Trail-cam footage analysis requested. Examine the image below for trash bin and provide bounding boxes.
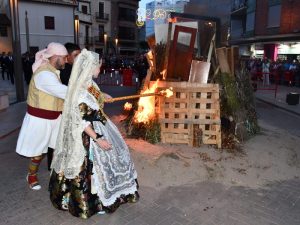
[286,92,299,105]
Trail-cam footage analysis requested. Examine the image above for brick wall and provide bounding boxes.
[254,0,269,35]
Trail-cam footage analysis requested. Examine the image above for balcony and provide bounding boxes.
[84,37,93,45]
[76,12,92,24]
[95,12,109,22]
[231,0,247,16]
[94,35,104,45]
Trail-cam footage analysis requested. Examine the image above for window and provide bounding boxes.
[99,2,104,14]
[119,7,136,22]
[82,5,88,14]
[246,12,255,31]
[118,26,135,40]
[268,5,281,28]
[98,25,104,42]
[0,25,8,36]
[44,16,55,30]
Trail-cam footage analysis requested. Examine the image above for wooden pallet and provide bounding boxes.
[151,81,221,148]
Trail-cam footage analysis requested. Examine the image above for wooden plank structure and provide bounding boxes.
[151,81,221,148]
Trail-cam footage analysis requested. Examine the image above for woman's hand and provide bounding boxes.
[95,138,112,151]
[103,93,112,99]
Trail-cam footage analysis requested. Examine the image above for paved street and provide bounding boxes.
[1,130,300,225]
[256,100,300,137]
[0,83,300,225]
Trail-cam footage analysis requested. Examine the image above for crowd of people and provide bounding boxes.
[1,50,149,88]
[246,57,300,87]
[101,54,149,82]
[0,52,15,84]
[15,42,139,219]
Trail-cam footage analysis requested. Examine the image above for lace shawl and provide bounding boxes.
[51,49,100,179]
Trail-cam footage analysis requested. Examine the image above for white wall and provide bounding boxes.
[91,0,111,37]
[18,2,75,53]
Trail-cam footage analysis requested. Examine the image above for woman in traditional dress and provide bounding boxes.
[49,49,139,219]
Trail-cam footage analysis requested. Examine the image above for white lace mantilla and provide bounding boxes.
[51,49,137,206]
[51,49,100,179]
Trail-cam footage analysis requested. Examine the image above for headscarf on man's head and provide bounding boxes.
[32,42,68,73]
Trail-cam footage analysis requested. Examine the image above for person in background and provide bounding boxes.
[262,57,270,86]
[60,43,81,85]
[0,52,7,80]
[16,42,68,190]
[22,51,34,85]
[5,52,14,84]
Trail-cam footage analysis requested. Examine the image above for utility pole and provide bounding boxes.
[9,0,25,102]
[25,10,30,53]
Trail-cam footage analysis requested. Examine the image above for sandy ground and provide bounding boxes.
[112,115,300,190]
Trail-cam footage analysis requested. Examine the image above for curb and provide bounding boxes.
[256,97,300,117]
[0,126,21,140]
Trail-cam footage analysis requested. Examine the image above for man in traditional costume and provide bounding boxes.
[49,49,139,219]
[16,42,68,190]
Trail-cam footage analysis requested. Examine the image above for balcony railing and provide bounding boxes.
[94,35,104,44]
[84,37,93,45]
[76,12,92,23]
[231,0,247,12]
[95,12,109,21]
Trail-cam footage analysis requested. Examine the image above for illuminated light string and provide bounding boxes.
[136,7,181,27]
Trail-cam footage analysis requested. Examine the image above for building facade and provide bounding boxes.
[184,0,231,46]
[145,0,190,37]
[230,0,300,60]
[110,0,140,57]
[18,0,76,53]
[76,0,140,57]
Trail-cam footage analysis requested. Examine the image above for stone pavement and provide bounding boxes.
[0,80,300,225]
[255,84,300,116]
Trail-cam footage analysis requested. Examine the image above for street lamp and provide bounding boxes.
[74,15,79,45]
[9,0,25,102]
[104,32,107,55]
[115,38,118,55]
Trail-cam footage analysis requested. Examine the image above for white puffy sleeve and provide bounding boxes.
[34,71,67,99]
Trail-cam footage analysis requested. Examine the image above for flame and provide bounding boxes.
[124,102,132,111]
[134,80,159,123]
[159,87,173,97]
[160,69,167,80]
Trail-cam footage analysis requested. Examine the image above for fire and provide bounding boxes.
[160,69,167,80]
[159,87,173,97]
[133,80,174,123]
[134,80,159,123]
[124,102,132,111]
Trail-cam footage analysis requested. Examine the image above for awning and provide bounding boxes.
[230,33,300,45]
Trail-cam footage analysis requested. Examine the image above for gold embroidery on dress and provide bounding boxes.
[87,85,108,119]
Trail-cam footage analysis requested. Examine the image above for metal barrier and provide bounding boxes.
[251,71,279,98]
[95,69,139,87]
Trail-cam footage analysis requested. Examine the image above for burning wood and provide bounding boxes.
[124,102,132,111]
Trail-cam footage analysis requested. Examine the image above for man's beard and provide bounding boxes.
[55,59,65,70]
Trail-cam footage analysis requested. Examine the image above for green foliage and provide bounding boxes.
[128,118,161,144]
[144,119,161,144]
[215,73,240,116]
[123,100,161,144]
[214,69,259,142]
